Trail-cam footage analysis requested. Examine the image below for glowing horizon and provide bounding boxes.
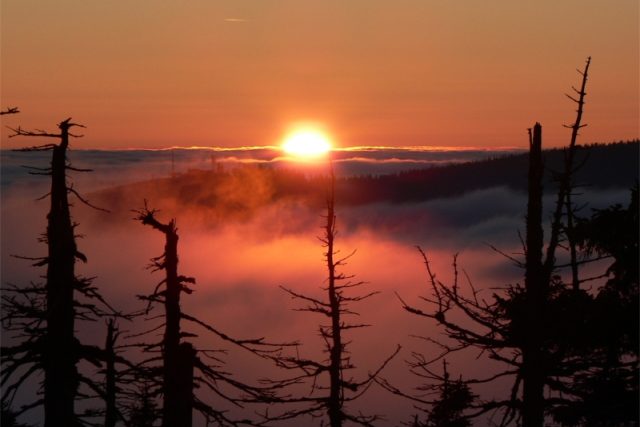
[2,2,637,150]
[0,144,527,153]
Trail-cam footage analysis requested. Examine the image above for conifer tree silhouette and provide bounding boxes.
[388,58,629,427]
[422,361,475,427]
[265,168,399,426]
[1,118,115,427]
[381,358,476,427]
[127,381,160,427]
[549,186,639,426]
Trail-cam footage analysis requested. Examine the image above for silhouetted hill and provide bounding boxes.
[337,141,639,205]
[91,141,638,223]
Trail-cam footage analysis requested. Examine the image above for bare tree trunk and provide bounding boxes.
[138,213,193,427]
[522,58,590,424]
[326,171,343,427]
[522,123,545,427]
[5,117,113,426]
[544,57,591,287]
[176,343,196,427]
[565,191,580,290]
[162,222,181,427]
[270,166,397,425]
[44,122,79,427]
[104,320,118,427]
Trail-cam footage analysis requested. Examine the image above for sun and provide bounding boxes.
[281,127,332,158]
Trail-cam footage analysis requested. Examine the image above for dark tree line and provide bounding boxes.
[89,140,638,224]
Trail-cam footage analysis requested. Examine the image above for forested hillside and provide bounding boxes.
[93,141,639,217]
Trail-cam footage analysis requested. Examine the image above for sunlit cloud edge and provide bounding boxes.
[47,145,525,153]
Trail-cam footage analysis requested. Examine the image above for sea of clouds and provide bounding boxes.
[0,146,631,426]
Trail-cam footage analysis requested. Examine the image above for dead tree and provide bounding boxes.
[1,118,115,427]
[43,120,81,426]
[394,125,551,427]
[133,205,288,427]
[521,123,545,427]
[135,213,185,426]
[135,209,195,427]
[546,57,592,291]
[93,316,160,427]
[266,169,399,426]
[393,59,606,427]
[381,122,543,426]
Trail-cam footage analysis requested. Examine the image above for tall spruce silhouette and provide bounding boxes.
[133,204,288,427]
[387,58,636,427]
[1,118,115,426]
[549,186,639,426]
[265,167,399,427]
[422,361,475,427]
[383,358,476,427]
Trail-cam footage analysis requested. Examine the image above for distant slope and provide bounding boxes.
[338,141,639,205]
[91,141,638,222]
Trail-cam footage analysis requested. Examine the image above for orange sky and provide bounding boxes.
[1,1,638,149]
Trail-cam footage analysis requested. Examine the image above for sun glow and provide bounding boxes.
[281,127,332,158]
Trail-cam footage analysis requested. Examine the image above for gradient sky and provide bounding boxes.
[1,1,638,149]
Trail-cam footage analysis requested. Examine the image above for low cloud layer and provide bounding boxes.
[0,147,633,426]
[1,146,524,193]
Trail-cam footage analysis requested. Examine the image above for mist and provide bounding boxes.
[0,148,632,426]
